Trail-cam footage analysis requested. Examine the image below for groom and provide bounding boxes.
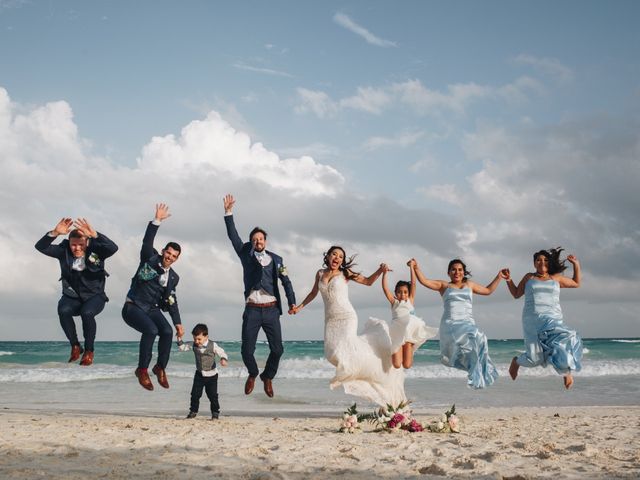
[223,194,296,398]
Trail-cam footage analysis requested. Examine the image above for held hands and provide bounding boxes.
[500,268,511,281]
[223,194,235,214]
[175,324,184,338]
[407,258,418,268]
[73,218,97,239]
[155,203,171,223]
[52,218,73,236]
[380,263,392,273]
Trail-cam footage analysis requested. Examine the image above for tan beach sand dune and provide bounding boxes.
[0,406,638,479]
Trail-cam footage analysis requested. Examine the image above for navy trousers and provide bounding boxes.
[57,294,105,352]
[189,371,220,416]
[122,302,173,369]
[241,305,283,379]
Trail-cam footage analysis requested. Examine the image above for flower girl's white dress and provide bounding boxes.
[318,272,406,406]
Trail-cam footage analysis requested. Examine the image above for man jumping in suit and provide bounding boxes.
[122,203,185,391]
[223,194,296,398]
[35,217,118,366]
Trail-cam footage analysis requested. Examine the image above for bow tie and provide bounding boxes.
[255,251,266,260]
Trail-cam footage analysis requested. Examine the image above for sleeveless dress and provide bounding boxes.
[516,279,582,374]
[390,300,438,350]
[439,287,498,389]
[318,273,407,406]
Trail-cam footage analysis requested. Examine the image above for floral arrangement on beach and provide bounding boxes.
[426,404,460,433]
[338,402,423,433]
[338,404,362,433]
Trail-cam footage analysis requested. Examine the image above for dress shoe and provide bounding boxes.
[260,374,274,398]
[186,411,197,419]
[135,368,154,391]
[244,376,256,395]
[68,344,83,363]
[211,413,219,420]
[152,364,170,389]
[79,350,94,366]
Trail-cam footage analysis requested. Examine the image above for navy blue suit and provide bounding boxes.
[225,215,296,379]
[122,222,182,369]
[35,232,118,352]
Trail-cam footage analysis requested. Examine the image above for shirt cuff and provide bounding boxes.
[152,219,161,226]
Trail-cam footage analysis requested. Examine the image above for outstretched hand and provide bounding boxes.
[52,218,73,236]
[73,218,97,238]
[407,258,418,268]
[567,254,579,265]
[155,203,171,222]
[380,263,392,273]
[223,194,235,214]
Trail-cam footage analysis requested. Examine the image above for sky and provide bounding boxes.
[1,0,639,341]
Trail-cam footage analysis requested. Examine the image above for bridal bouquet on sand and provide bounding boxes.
[426,404,460,433]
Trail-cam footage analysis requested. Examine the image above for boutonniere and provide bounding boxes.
[278,265,288,276]
[88,252,101,266]
[167,293,176,305]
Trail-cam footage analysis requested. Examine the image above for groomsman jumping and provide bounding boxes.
[122,204,185,391]
[35,217,118,366]
[223,194,296,398]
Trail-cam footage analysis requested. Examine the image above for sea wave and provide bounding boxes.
[1,358,639,383]
[611,339,640,343]
[0,351,14,356]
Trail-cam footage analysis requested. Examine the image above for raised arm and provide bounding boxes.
[35,218,73,258]
[411,259,448,294]
[141,204,169,261]
[223,194,244,255]
[292,271,321,314]
[556,254,581,288]
[505,270,531,299]
[408,259,417,302]
[469,270,507,296]
[350,264,385,286]
[381,265,395,305]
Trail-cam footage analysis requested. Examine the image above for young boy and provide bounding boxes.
[178,323,228,419]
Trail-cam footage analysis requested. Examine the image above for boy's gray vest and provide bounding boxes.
[194,342,217,372]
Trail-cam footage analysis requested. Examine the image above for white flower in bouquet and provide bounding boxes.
[448,414,460,433]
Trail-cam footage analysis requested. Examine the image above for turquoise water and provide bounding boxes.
[1,339,638,414]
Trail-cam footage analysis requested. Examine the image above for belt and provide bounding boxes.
[246,301,277,308]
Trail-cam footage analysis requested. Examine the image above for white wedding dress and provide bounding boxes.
[318,272,407,406]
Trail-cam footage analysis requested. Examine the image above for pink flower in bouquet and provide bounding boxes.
[448,414,460,433]
[406,419,423,432]
[392,413,405,424]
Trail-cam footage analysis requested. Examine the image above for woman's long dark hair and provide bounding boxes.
[533,247,567,275]
[324,246,359,279]
[447,258,472,282]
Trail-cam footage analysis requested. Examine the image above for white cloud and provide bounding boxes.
[333,12,397,48]
[296,77,543,118]
[513,54,574,83]
[363,131,424,151]
[232,62,293,78]
[418,183,464,207]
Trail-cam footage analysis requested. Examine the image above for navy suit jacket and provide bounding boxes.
[35,231,119,302]
[126,222,182,325]
[225,215,295,315]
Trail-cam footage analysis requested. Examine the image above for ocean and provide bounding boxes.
[1,339,639,416]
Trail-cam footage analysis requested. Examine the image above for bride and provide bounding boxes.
[293,246,407,406]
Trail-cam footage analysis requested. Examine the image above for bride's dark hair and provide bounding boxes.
[323,246,359,279]
[533,247,567,275]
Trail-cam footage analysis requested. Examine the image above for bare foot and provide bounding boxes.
[563,374,574,389]
[509,356,520,380]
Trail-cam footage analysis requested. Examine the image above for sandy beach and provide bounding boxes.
[1,406,638,479]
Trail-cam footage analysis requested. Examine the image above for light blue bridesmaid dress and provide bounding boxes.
[516,279,582,374]
[440,286,498,388]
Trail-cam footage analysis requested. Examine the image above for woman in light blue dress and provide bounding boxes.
[504,248,582,389]
[412,258,507,389]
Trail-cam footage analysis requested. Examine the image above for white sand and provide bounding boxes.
[1,406,639,479]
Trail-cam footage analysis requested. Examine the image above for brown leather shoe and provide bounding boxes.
[152,364,169,389]
[135,368,154,391]
[244,376,256,395]
[79,350,94,366]
[261,375,274,398]
[68,344,83,363]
